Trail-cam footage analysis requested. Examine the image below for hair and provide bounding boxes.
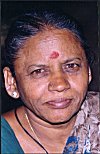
[4,8,94,76]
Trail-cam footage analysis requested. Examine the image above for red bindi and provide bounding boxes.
[49,51,59,59]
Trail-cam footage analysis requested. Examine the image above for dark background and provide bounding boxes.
[1,1,99,113]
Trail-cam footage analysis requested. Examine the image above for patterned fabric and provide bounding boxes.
[63,91,100,154]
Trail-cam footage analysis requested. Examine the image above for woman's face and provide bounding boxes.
[12,29,91,123]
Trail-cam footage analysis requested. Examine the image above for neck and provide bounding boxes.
[24,106,76,146]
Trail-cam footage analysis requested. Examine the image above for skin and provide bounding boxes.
[49,51,59,59]
[3,28,92,153]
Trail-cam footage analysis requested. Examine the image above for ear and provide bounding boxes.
[3,67,19,99]
[88,67,92,84]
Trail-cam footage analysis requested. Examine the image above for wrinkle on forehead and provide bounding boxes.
[14,29,86,70]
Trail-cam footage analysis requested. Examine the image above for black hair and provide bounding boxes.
[4,8,94,75]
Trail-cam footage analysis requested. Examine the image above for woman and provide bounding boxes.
[1,9,100,153]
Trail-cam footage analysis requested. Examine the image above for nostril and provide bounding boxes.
[48,77,70,92]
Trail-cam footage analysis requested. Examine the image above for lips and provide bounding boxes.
[46,98,72,109]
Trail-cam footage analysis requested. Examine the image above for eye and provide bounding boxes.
[63,63,81,73]
[30,68,49,79]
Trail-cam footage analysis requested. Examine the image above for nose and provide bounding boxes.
[48,72,70,92]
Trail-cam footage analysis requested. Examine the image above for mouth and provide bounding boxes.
[46,98,72,109]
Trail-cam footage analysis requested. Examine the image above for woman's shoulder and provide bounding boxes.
[1,116,13,132]
[1,111,24,153]
[73,91,100,153]
[1,109,17,135]
[84,91,100,115]
[79,91,100,124]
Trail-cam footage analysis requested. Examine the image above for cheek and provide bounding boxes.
[17,79,47,102]
[69,71,89,93]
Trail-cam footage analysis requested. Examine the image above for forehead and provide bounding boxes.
[22,29,80,48]
[16,29,85,64]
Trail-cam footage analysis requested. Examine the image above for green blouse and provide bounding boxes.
[1,116,24,154]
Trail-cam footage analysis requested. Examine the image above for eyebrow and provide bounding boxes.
[27,58,82,69]
[63,58,82,64]
[28,64,47,69]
